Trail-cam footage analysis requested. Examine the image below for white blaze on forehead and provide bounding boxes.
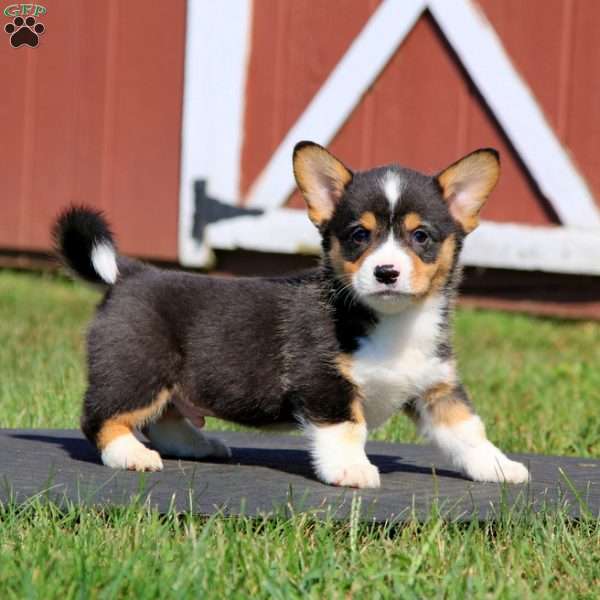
[382,171,403,210]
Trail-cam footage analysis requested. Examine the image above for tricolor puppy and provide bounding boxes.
[53,142,529,488]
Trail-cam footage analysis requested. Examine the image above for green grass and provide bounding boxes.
[1,269,599,599]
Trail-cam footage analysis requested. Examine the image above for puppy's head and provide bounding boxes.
[293,141,499,314]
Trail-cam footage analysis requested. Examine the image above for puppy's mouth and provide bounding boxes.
[366,290,410,298]
[361,288,413,314]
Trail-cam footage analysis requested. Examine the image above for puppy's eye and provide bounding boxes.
[412,229,429,244]
[351,227,371,244]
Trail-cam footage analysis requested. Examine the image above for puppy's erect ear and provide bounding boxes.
[293,141,353,228]
[437,148,500,234]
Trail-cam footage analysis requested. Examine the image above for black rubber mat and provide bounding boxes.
[1,429,598,521]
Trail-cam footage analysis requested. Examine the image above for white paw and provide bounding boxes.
[319,462,381,489]
[101,434,164,472]
[146,419,231,460]
[461,444,529,484]
[208,436,232,459]
[491,458,530,484]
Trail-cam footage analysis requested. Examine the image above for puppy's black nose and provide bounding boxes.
[374,264,399,285]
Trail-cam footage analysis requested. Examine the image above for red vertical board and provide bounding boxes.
[0,0,185,259]
[564,0,600,206]
[284,13,556,225]
[477,0,600,207]
[241,0,380,197]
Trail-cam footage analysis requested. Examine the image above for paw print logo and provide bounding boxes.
[4,16,45,48]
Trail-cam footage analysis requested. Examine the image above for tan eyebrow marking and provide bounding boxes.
[403,212,422,230]
[359,211,377,231]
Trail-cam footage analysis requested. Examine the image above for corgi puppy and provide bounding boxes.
[53,142,529,488]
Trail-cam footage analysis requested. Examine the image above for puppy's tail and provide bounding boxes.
[53,206,139,285]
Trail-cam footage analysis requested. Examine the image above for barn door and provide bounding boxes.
[179,0,600,275]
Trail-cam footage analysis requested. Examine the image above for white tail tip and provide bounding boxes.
[91,242,119,284]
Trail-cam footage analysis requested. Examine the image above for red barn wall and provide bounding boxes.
[241,1,600,227]
[2,1,600,262]
[0,0,185,260]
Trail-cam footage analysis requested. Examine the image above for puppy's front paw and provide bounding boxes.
[319,462,381,489]
[462,444,529,484]
[492,458,530,484]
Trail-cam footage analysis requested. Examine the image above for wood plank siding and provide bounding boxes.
[2,1,600,271]
[241,0,600,226]
[0,0,186,260]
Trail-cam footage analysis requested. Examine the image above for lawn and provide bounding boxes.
[0,269,599,598]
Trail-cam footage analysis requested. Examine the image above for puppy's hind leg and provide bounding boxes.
[82,388,170,472]
[144,399,231,460]
[81,300,190,471]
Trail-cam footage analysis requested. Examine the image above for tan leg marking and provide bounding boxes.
[335,352,367,424]
[335,352,355,383]
[97,388,171,450]
[417,383,530,483]
[335,397,367,446]
[422,382,473,426]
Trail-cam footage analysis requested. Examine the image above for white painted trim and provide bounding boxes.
[245,0,427,210]
[463,222,600,275]
[206,209,319,255]
[205,209,600,276]
[428,0,600,228]
[244,0,599,229]
[178,0,253,266]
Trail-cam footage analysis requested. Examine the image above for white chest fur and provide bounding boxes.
[349,295,453,429]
